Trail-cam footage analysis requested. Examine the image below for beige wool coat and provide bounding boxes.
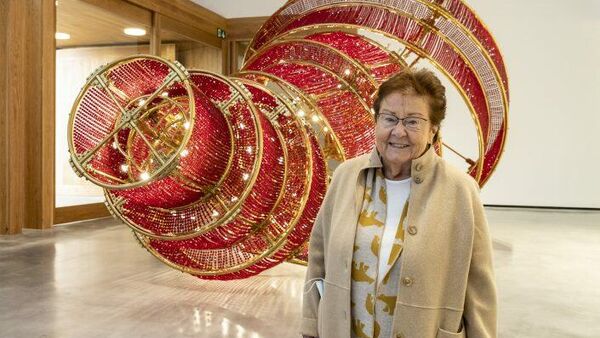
[301,147,497,338]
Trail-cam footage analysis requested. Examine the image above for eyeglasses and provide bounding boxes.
[377,113,429,132]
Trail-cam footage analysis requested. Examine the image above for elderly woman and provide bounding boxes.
[301,69,496,338]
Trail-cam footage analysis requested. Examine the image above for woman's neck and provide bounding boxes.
[383,162,411,181]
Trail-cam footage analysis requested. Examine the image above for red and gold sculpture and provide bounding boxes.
[68,0,509,279]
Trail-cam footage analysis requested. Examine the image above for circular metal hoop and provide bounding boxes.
[68,55,195,189]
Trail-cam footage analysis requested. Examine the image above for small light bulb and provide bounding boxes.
[343,69,351,76]
[112,141,118,149]
[140,172,150,180]
[323,127,329,132]
[55,32,70,40]
[183,122,191,130]
[239,123,246,130]
[123,27,146,37]
[231,196,239,202]
[297,109,305,117]
[212,210,219,217]
[311,115,320,122]
[242,173,250,181]
[180,149,189,157]
[160,91,169,98]
[120,164,128,173]
[336,84,342,89]
[246,146,253,154]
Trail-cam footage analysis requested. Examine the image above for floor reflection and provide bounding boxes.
[1,209,600,337]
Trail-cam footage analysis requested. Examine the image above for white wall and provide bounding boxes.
[464,0,600,208]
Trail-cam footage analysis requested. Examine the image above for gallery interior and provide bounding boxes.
[1,0,599,337]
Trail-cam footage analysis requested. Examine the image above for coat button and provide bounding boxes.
[402,277,414,286]
[408,226,417,235]
[396,333,404,338]
[415,163,423,171]
[414,176,423,184]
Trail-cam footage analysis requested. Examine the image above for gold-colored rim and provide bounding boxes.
[245,37,379,89]
[237,70,347,164]
[68,55,194,190]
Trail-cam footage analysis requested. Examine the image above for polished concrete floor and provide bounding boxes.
[1,208,599,338]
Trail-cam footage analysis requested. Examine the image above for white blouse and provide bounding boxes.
[378,177,411,284]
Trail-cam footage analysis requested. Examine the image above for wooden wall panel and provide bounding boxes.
[226,16,269,40]
[81,0,151,24]
[0,0,54,234]
[54,203,110,225]
[0,0,10,234]
[59,0,152,49]
[127,0,226,48]
[41,0,56,228]
[161,14,221,49]
[25,0,44,230]
[176,42,222,74]
[2,0,29,234]
[224,17,268,75]
[150,11,161,56]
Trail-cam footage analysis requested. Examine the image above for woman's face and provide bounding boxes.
[375,91,438,172]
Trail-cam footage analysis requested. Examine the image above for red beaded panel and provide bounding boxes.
[69,57,193,188]
[305,31,406,82]
[245,39,377,104]
[255,62,375,158]
[437,0,509,97]
[109,90,230,208]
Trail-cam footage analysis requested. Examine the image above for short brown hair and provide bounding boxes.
[373,68,446,127]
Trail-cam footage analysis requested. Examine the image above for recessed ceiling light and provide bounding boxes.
[123,27,146,36]
[55,32,70,40]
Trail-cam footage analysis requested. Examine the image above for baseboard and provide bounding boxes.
[54,203,111,224]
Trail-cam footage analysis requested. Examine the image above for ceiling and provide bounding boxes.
[56,0,199,48]
[191,0,286,18]
[55,0,287,48]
